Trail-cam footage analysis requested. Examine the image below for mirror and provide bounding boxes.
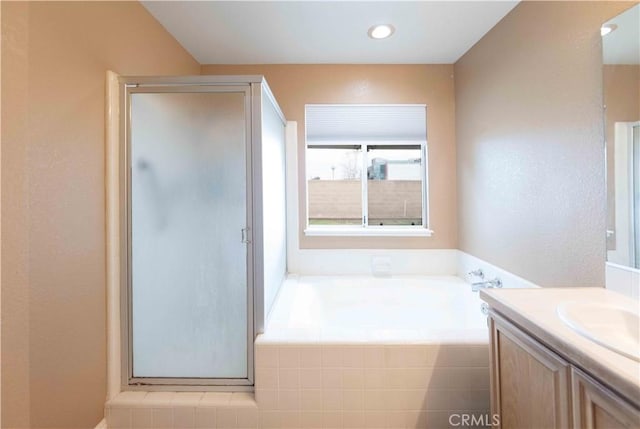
[603,4,640,270]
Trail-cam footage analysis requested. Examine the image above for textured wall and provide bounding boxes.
[455,1,633,287]
[1,3,31,427]
[201,64,457,250]
[0,2,199,428]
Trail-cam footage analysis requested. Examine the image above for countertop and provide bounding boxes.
[480,287,640,406]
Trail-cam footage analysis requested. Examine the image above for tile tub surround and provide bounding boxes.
[606,262,640,300]
[253,343,490,429]
[457,251,539,290]
[105,343,490,428]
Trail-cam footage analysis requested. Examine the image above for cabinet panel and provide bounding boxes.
[490,313,571,429]
[572,367,640,429]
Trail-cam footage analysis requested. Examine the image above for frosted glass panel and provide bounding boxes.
[261,91,287,320]
[130,91,247,378]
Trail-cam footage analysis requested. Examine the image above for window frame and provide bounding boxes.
[304,104,431,237]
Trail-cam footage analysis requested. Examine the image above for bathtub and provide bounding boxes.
[261,275,489,344]
[253,275,491,429]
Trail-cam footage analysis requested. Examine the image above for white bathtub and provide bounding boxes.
[254,276,492,426]
[262,275,488,344]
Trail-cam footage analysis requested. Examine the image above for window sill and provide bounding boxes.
[304,227,434,237]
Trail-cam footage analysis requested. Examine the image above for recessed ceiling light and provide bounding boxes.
[368,24,395,40]
[601,24,618,36]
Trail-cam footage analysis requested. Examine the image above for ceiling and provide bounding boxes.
[602,4,640,65]
[142,1,519,65]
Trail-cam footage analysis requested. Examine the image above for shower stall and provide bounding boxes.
[117,76,287,388]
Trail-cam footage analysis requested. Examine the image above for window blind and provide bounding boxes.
[305,104,427,144]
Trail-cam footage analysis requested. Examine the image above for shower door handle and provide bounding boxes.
[241,227,251,244]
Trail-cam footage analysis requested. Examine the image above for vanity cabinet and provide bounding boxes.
[489,311,640,429]
[489,313,571,429]
[572,368,640,429]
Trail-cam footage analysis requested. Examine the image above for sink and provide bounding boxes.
[557,301,640,362]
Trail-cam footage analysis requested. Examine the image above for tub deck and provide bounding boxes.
[260,275,489,344]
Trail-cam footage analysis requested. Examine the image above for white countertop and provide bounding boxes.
[480,287,640,406]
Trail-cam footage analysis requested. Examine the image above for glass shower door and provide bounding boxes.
[127,88,251,383]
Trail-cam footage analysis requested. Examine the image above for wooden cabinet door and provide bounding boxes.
[490,313,571,429]
[572,367,640,429]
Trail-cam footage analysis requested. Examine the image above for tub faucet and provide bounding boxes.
[471,277,502,292]
[468,268,484,279]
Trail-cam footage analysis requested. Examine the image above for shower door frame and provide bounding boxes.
[119,76,258,390]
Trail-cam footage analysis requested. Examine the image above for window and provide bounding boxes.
[305,104,430,236]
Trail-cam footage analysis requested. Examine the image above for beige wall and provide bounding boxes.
[3,1,635,427]
[604,64,640,247]
[2,3,30,428]
[201,64,457,249]
[0,2,199,428]
[455,1,633,287]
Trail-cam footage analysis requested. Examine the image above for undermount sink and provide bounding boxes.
[557,301,640,362]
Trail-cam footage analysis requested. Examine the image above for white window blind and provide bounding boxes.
[305,104,427,144]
